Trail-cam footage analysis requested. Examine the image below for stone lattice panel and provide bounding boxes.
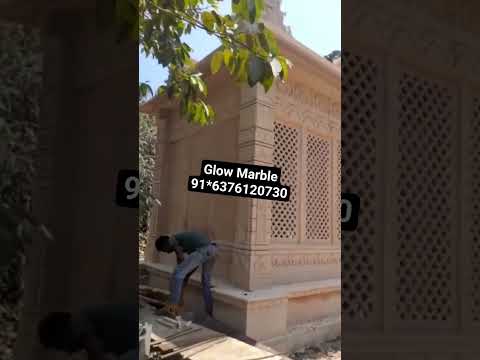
[395,71,455,322]
[334,141,342,243]
[341,51,379,321]
[306,133,331,241]
[272,122,299,241]
[471,96,480,323]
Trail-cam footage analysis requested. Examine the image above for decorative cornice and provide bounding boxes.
[271,81,341,135]
[274,81,331,113]
[343,0,480,79]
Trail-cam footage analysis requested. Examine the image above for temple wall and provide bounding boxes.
[343,0,480,357]
[146,72,241,284]
[269,77,341,285]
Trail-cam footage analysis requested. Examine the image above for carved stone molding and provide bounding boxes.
[273,81,331,115]
[331,102,341,118]
[272,81,340,135]
[248,298,287,311]
[253,255,272,274]
[303,110,329,133]
[231,251,251,274]
[343,0,480,79]
[272,252,341,267]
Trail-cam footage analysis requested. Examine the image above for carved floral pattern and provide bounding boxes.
[253,255,272,274]
[272,252,340,267]
[272,81,340,136]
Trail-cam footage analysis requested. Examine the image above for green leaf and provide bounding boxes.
[235,49,250,81]
[139,82,153,100]
[255,0,264,21]
[200,101,210,124]
[139,0,287,129]
[223,48,233,67]
[157,86,166,96]
[226,53,237,73]
[212,11,223,26]
[197,77,207,96]
[194,103,202,123]
[201,11,215,32]
[247,55,265,87]
[278,56,292,80]
[144,22,154,41]
[258,32,270,54]
[248,0,257,23]
[261,63,274,92]
[264,29,279,56]
[246,34,255,50]
[232,0,250,21]
[207,105,215,121]
[223,15,235,28]
[211,51,224,74]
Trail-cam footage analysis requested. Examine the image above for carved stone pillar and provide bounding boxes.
[231,85,274,290]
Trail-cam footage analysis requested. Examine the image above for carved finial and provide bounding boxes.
[262,0,292,35]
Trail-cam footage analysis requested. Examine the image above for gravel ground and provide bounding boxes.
[289,339,341,360]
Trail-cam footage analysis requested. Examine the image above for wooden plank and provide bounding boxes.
[154,327,219,353]
[141,304,282,360]
[139,294,166,307]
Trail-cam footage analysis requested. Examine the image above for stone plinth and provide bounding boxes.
[141,261,340,352]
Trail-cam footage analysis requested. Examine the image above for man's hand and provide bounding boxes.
[174,246,185,264]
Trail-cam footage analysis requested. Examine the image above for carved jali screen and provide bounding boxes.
[271,87,338,245]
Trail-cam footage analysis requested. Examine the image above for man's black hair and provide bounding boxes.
[37,312,78,352]
[155,235,172,252]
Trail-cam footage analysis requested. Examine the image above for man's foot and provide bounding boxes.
[163,303,180,318]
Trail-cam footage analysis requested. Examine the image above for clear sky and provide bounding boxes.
[139,0,341,92]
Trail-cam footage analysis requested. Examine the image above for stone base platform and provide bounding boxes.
[140,261,341,353]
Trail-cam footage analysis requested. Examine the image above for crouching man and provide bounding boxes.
[37,303,138,360]
[155,231,218,318]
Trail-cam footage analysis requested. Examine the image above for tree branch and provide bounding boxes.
[154,6,268,61]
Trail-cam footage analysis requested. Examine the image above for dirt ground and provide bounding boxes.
[289,339,341,360]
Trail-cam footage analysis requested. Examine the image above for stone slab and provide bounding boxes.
[139,301,286,360]
[141,261,341,352]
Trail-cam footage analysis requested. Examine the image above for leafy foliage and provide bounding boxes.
[325,49,341,62]
[0,21,44,359]
[0,22,51,271]
[139,113,156,249]
[133,0,291,247]
[137,0,292,124]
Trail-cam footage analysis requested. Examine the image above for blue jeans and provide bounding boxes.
[170,244,217,316]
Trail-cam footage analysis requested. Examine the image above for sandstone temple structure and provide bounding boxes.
[140,0,341,351]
